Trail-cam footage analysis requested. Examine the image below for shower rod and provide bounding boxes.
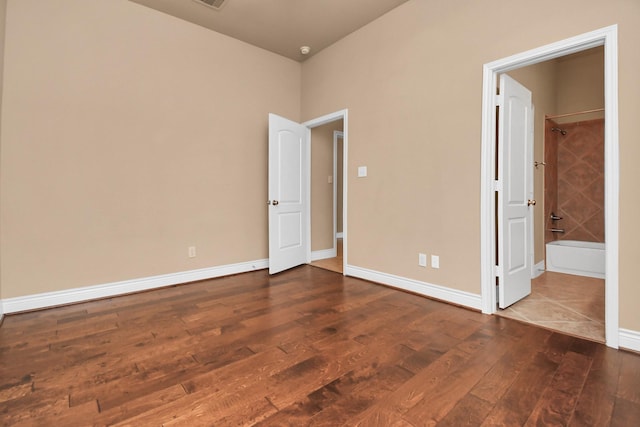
[545,108,604,120]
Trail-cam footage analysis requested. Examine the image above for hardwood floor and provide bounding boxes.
[1,265,638,426]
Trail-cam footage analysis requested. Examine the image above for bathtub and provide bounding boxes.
[546,240,605,279]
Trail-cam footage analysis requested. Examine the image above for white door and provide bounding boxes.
[498,74,534,308]
[268,113,309,274]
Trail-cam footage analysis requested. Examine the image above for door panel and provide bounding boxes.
[498,74,534,308]
[507,218,526,272]
[278,136,302,203]
[278,212,302,249]
[268,114,309,274]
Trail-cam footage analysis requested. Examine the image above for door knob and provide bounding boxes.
[528,199,537,206]
[272,200,279,206]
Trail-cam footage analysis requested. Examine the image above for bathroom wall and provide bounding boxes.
[555,119,605,242]
[544,121,560,244]
[555,47,605,124]
[509,47,604,252]
[545,47,604,243]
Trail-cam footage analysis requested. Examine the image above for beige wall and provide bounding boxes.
[556,47,605,123]
[301,0,640,332]
[311,120,343,251]
[0,0,5,308]
[2,0,640,336]
[0,0,300,298]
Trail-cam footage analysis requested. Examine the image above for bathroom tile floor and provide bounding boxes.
[497,271,605,342]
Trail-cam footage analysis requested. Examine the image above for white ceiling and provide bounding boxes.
[129,0,410,61]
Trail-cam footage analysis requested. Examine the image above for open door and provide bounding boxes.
[268,113,309,274]
[497,74,534,308]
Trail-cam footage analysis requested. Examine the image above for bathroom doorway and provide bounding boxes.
[480,25,619,349]
[498,47,606,342]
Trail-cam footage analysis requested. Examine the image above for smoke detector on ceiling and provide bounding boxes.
[192,0,228,11]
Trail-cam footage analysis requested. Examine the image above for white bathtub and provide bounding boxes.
[546,240,605,279]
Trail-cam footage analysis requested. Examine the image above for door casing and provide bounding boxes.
[480,25,619,348]
[333,130,344,243]
[304,110,349,273]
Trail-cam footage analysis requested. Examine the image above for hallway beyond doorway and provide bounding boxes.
[310,238,343,274]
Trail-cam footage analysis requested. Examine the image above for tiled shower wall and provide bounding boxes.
[544,122,559,244]
[545,118,604,243]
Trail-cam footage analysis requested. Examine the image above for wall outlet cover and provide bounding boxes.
[431,255,439,269]
[418,253,427,267]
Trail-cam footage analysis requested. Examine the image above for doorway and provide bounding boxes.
[496,48,606,342]
[480,26,619,348]
[310,126,344,274]
[267,109,348,275]
[304,111,348,275]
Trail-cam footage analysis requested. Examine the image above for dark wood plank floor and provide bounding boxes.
[1,265,638,426]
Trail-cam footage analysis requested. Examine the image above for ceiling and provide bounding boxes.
[129,0,410,61]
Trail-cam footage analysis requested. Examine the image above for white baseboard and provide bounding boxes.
[2,259,637,352]
[1,259,269,314]
[311,248,337,261]
[533,260,546,278]
[619,328,640,352]
[344,265,482,311]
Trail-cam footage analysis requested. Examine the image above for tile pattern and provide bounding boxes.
[498,271,604,342]
[544,120,560,244]
[554,119,605,242]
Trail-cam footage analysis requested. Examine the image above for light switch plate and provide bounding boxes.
[358,166,367,177]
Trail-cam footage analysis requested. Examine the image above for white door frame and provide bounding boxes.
[333,130,344,243]
[480,25,619,348]
[303,109,348,273]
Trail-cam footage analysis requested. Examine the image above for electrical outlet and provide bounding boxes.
[188,246,196,258]
[418,253,427,267]
[431,255,439,269]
